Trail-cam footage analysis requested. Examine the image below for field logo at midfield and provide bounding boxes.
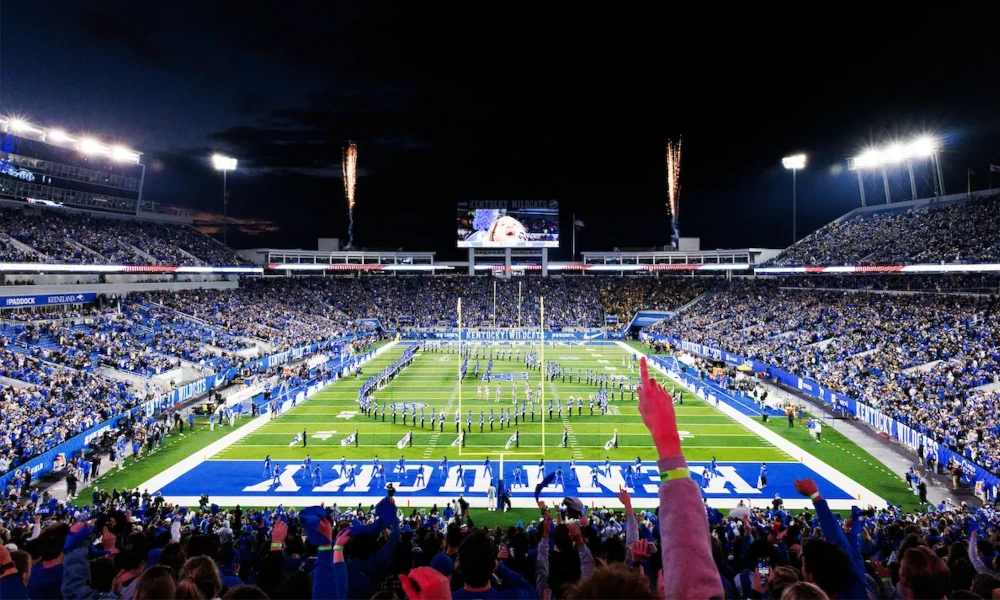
[483,372,529,382]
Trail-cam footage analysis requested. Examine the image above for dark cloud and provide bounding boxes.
[78,7,177,69]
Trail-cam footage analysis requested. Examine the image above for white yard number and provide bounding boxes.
[336,411,358,420]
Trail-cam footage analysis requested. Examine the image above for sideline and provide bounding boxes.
[616,341,885,507]
[137,341,400,494]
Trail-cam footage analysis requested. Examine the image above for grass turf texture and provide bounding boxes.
[74,342,918,511]
[216,344,787,462]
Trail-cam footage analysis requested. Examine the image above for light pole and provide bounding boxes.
[782,154,806,245]
[212,154,238,245]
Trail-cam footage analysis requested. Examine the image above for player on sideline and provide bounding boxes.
[263,455,272,479]
[757,462,767,489]
[560,427,569,448]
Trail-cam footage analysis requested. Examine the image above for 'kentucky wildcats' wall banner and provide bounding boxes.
[401,329,624,341]
[1,292,97,308]
[639,330,1000,493]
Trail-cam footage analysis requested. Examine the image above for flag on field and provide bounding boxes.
[505,432,518,450]
[992,164,1000,173]
[574,218,585,229]
[289,433,302,447]
[451,434,462,447]
[340,433,356,446]
[535,472,556,503]
[397,432,411,450]
[604,440,614,451]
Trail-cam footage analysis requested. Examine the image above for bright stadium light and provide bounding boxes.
[851,148,884,169]
[211,154,238,245]
[78,138,107,155]
[212,154,237,171]
[909,136,937,157]
[110,145,140,163]
[849,135,943,206]
[47,129,74,143]
[9,119,36,133]
[782,154,806,170]
[782,154,806,244]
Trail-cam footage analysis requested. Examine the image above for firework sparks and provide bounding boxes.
[342,142,358,247]
[666,137,682,245]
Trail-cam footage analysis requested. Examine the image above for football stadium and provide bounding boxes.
[3,10,1000,600]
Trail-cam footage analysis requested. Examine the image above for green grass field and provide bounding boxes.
[215,343,789,464]
[75,340,918,512]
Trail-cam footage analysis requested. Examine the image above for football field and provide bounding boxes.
[144,341,881,508]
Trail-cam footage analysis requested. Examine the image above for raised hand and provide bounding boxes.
[638,358,681,457]
[271,518,288,545]
[793,479,819,499]
[616,486,633,514]
[399,567,452,600]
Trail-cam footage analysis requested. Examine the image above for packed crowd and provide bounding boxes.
[0,342,140,480]
[651,279,1000,476]
[0,205,252,266]
[1,360,996,600]
[768,194,1000,266]
[297,276,704,330]
[0,282,375,479]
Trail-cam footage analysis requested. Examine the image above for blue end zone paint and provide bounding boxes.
[157,460,856,502]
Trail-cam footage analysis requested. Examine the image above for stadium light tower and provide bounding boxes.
[212,154,238,245]
[849,136,941,206]
[782,154,806,244]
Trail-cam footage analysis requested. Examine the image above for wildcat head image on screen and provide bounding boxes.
[457,207,559,247]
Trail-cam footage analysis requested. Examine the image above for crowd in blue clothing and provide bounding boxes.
[767,194,1000,267]
[4,477,1000,599]
[0,204,253,266]
[651,279,1000,478]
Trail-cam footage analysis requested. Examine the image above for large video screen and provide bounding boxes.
[456,200,559,248]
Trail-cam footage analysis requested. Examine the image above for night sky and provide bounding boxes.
[2,4,999,259]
